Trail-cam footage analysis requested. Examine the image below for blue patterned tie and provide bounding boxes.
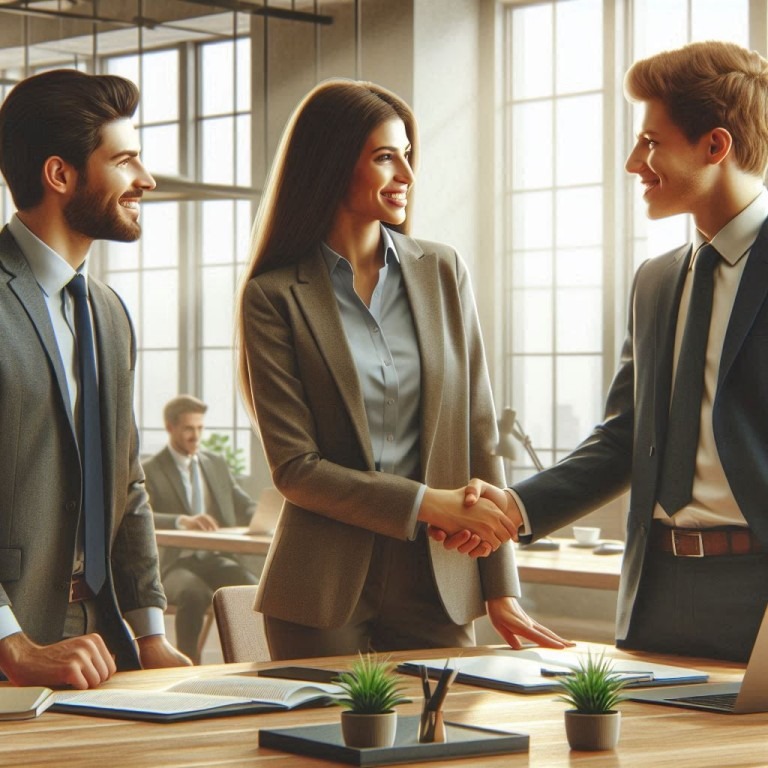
[657,244,720,516]
[67,274,106,594]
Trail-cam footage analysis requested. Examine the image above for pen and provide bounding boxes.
[419,665,431,700]
[541,667,654,683]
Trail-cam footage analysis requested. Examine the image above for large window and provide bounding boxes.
[502,0,752,492]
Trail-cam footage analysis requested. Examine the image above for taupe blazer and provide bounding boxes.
[0,226,166,669]
[144,447,256,572]
[242,231,520,629]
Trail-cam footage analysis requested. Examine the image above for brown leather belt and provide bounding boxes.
[649,522,762,557]
[69,574,95,603]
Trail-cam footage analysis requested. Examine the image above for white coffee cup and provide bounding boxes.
[572,526,601,545]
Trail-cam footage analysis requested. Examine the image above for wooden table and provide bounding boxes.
[514,538,622,590]
[155,531,622,590]
[1,643,761,767]
[155,527,272,556]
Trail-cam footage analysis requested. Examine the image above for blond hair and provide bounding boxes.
[163,395,207,426]
[624,41,768,176]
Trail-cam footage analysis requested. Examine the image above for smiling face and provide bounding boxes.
[625,99,714,221]
[63,118,155,242]
[167,411,204,457]
[338,118,415,228]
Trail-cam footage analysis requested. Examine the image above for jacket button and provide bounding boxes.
[65,501,77,512]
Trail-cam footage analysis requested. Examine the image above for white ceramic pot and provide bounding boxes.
[340,710,397,748]
[564,710,621,751]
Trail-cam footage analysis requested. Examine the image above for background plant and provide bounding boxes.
[201,432,246,477]
[335,653,411,714]
[556,653,628,714]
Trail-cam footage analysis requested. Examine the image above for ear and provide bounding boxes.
[41,156,78,196]
[706,127,732,165]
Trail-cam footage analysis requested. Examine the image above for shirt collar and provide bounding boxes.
[8,214,89,296]
[320,224,400,275]
[693,187,768,266]
[168,443,197,471]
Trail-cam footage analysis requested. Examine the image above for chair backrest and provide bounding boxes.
[212,585,270,663]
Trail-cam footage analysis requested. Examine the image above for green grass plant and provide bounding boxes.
[335,653,411,714]
[556,652,628,714]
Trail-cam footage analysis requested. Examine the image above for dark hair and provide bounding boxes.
[243,78,419,279]
[164,395,208,426]
[0,68,139,210]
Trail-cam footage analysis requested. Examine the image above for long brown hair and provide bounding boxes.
[236,78,419,424]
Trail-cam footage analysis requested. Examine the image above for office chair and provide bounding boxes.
[212,585,270,663]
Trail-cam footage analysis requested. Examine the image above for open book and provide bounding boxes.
[52,673,342,723]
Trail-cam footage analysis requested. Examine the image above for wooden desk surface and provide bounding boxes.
[514,538,622,590]
[1,644,760,767]
[155,527,273,555]
[155,531,622,590]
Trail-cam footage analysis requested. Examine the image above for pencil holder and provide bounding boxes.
[418,707,446,743]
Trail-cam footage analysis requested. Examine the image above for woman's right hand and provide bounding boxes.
[417,488,517,551]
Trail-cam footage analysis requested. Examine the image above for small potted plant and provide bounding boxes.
[335,653,410,748]
[556,652,628,751]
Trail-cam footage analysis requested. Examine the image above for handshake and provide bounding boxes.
[418,479,525,559]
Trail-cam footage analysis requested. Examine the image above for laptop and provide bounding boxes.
[628,604,768,714]
[246,487,283,535]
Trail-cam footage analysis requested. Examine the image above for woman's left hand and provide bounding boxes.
[486,596,575,649]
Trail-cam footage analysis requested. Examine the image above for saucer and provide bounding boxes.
[570,540,601,549]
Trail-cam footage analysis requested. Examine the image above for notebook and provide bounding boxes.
[399,649,707,694]
[628,604,768,714]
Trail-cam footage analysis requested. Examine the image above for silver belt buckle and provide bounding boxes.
[672,530,704,557]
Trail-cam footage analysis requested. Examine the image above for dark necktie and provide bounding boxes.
[67,274,106,594]
[657,244,720,516]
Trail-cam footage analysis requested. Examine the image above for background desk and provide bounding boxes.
[155,531,622,590]
[1,644,761,768]
[155,527,272,556]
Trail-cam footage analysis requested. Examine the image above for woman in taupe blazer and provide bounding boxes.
[236,79,568,659]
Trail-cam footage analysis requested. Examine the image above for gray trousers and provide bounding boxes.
[265,529,474,660]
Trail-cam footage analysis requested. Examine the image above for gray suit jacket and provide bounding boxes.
[514,217,768,641]
[242,231,520,629]
[0,226,166,670]
[143,447,256,572]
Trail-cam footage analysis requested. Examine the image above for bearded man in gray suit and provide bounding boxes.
[144,395,259,663]
[0,69,190,688]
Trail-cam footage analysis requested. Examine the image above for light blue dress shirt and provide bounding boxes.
[321,226,427,530]
[0,215,164,641]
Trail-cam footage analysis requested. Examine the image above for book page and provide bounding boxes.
[55,689,251,716]
[168,675,342,706]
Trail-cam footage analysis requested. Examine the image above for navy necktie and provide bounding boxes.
[657,244,720,516]
[67,275,106,594]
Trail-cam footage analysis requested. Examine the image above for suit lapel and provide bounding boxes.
[653,245,691,442]
[0,227,76,438]
[293,249,375,468]
[718,218,768,389]
[391,232,444,463]
[90,282,116,527]
[198,452,228,524]
[158,448,192,513]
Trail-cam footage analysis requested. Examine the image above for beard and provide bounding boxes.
[64,173,142,242]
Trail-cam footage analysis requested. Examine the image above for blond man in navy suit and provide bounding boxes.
[466,41,768,662]
[0,69,189,688]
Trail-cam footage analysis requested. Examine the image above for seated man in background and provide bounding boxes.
[144,395,259,663]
